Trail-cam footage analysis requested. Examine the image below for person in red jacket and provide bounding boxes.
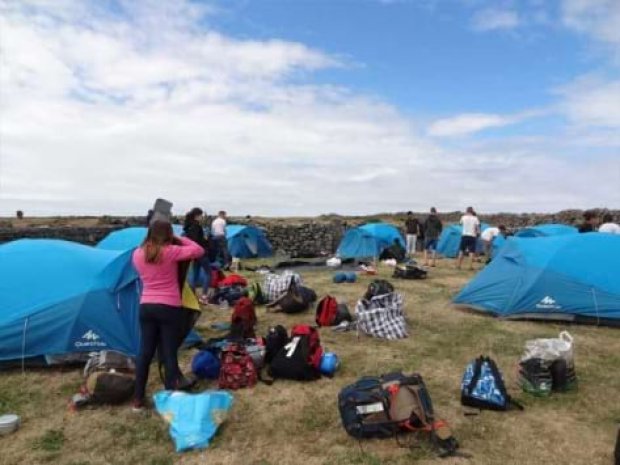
[131,221,203,411]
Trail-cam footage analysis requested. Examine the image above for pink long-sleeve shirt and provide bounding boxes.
[132,236,204,307]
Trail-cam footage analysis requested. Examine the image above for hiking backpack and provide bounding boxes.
[393,263,427,280]
[74,351,137,406]
[266,280,309,314]
[364,279,395,300]
[229,297,257,339]
[338,372,459,456]
[265,325,288,364]
[268,324,323,381]
[248,282,267,305]
[218,343,258,390]
[461,356,523,411]
[316,296,352,327]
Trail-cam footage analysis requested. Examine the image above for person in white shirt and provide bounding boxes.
[598,214,620,235]
[481,225,507,259]
[211,211,231,268]
[457,207,480,270]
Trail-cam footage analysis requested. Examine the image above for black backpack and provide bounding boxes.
[268,325,322,381]
[266,281,308,314]
[393,264,427,280]
[338,372,459,457]
[265,325,288,364]
[364,279,395,300]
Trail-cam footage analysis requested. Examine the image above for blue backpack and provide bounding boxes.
[461,356,523,411]
[191,350,221,380]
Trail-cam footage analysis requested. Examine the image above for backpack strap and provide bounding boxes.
[485,357,524,411]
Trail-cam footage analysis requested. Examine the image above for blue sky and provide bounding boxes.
[0,0,618,216]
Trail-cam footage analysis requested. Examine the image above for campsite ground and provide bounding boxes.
[1,258,618,465]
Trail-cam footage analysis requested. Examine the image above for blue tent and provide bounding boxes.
[226,225,273,258]
[453,234,620,326]
[437,223,490,258]
[515,224,578,238]
[337,223,405,259]
[0,240,141,361]
[97,225,184,250]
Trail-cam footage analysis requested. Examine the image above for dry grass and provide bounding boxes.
[1,258,618,465]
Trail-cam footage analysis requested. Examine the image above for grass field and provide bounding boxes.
[1,258,618,465]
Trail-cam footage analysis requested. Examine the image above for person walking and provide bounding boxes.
[404,211,421,258]
[423,207,443,267]
[183,207,212,304]
[131,221,203,411]
[211,210,231,269]
[457,207,480,270]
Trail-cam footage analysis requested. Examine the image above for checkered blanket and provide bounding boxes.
[355,292,407,340]
[263,271,303,303]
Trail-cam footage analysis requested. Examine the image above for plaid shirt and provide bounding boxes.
[263,271,303,303]
[355,292,408,340]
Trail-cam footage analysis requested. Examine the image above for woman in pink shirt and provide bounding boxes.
[131,221,203,410]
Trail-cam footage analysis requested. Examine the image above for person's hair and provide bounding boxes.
[184,207,203,228]
[430,207,437,214]
[499,225,506,231]
[466,206,474,214]
[142,221,174,264]
[218,210,226,217]
[583,211,594,221]
[407,211,413,215]
[602,213,613,223]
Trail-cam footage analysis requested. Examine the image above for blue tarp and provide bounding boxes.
[437,223,490,258]
[226,225,273,258]
[336,223,405,259]
[0,240,141,361]
[453,234,620,325]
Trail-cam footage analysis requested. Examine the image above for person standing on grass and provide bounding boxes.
[404,211,421,258]
[211,210,231,269]
[131,221,203,411]
[480,225,507,261]
[183,207,212,304]
[457,207,480,270]
[423,207,443,267]
[598,213,620,234]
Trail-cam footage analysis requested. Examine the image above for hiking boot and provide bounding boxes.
[131,399,148,413]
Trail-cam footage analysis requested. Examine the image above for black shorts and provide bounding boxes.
[460,236,477,253]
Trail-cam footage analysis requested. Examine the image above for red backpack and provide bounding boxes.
[219,274,248,288]
[316,296,338,327]
[230,297,257,339]
[218,343,257,390]
[291,324,323,370]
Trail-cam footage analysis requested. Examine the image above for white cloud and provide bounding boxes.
[561,0,620,47]
[427,113,519,137]
[556,76,620,128]
[0,0,618,216]
[471,8,520,31]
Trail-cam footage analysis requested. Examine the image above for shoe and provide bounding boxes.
[131,399,146,412]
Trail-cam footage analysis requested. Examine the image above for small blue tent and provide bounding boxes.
[437,223,490,258]
[515,224,578,238]
[337,223,405,259]
[453,234,620,326]
[0,240,141,361]
[226,225,273,259]
[97,225,184,250]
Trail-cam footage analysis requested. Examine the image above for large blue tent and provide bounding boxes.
[515,224,578,238]
[0,240,141,361]
[437,223,490,258]
[226,225,273,258]
[453,234,620,326]
[336,223,405,259]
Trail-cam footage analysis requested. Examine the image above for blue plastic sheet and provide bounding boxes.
[154,390,234,452]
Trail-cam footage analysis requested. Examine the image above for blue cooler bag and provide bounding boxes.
[154,390,234,452]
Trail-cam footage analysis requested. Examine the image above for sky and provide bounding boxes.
[0,0,619,216]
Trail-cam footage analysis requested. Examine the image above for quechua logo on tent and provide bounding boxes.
[75,330,107,348]
[536,296,561,310]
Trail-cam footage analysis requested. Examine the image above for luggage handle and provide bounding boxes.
[559,331,573,345]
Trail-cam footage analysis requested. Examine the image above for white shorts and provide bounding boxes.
[406,234,417,254]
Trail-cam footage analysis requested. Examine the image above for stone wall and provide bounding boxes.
[1,209,618,257]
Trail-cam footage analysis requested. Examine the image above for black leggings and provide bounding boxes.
[134,304,182,401]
